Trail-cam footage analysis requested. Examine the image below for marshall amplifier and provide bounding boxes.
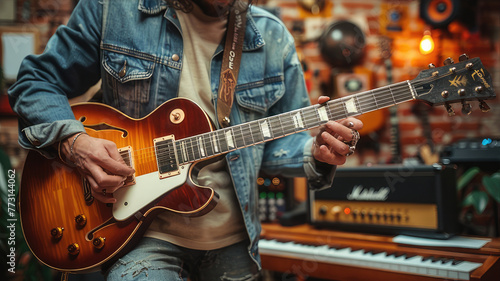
[308,164,459,239]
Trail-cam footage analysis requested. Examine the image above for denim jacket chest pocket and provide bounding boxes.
[234,76,285,122]
[102,50,155,116]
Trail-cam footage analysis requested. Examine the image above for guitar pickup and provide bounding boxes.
[153,135,180,179]
[118,146,136,186]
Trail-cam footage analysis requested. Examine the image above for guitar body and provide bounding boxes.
[19,98,219,272]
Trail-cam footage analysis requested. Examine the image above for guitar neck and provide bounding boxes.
[164,80,415,166]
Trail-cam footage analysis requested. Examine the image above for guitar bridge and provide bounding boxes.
[118,146,136,186]
[153,135,180,179]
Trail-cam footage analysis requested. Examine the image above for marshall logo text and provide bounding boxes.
[346,185,390,201]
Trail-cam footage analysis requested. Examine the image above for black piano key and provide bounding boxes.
[452,260,464,265]
[422,256,434,262]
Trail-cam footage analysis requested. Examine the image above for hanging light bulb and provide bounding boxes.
[419,30,435,55]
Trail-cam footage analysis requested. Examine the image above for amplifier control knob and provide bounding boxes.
[319,205,328,215]
[396,214,402,222]
[360,210,367,219]
[331,206,342,216]
[368,211,374,220]
[352,209,359,219]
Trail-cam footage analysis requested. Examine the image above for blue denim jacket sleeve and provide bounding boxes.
[7,0,102,158]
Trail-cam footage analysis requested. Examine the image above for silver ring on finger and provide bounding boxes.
[345,145,356,157]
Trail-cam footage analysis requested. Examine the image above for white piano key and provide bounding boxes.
[258,239,482,281]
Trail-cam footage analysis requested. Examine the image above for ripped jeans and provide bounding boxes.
[105,237,261,281]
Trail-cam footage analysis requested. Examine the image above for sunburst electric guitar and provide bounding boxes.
[19,56,496,273]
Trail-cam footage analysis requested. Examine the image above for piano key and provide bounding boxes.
[259,239,483,281]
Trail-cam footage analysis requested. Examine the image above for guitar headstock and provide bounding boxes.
[411,55,496,116]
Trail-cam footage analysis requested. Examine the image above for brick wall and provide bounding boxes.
[265,0,500,166]
[1,0,500,169]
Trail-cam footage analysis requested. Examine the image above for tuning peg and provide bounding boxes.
[461,101,472,115]
[443,57,454,65]
[479,100,491,112]
[445,104,455,116]
[428,63,436,69]
[459,54,469,62]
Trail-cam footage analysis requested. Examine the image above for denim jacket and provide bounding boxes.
[9,0,334,267]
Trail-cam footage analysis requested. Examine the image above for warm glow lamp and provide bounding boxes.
[419,30,435,55]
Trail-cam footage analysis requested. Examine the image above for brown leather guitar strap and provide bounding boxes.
[216,3,247,128]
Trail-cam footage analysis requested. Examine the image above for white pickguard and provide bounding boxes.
[112,164,191,221]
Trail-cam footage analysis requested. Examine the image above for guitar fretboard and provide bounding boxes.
[155,80,415,166]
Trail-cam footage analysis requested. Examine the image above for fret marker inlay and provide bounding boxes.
[212,134,219,153]
[345,98,358,114]
[260,120,271,138]
[225,130,235,149]
[318,106,328,121]
[293,112,304,128]
[197,137,205,157]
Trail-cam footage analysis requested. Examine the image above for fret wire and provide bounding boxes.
[324,103,334,120]
[194,136,202,160]
[256,120,266,142]
[281,113,296,135]
[371,90,380,110]
[259,118,273,140]
[240,123,252,146]
[217,130,228,152]
[353,95,363,115]
[182,138,190,162]
[308,107,323,127]
[227,127,235,150]
[340,97,350,118]
[298,109,307,129]
[357,91,377,112]
[155,81,417,165]
[203,133,214,158]
[269,115,284,138]
[388,84,397,105]
[181,139,188,163]
[242,125,251,146]
[233,126,245,148]
[187,137,195,161]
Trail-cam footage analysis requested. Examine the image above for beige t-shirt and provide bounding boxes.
[144,4,247,250]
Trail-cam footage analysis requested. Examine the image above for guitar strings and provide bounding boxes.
[138,81,414,165]
[123,72,450,167]
[151,81,416,165]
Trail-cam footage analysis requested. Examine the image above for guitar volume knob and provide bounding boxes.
[50,227,64,239]
[67,243,80,256]
[75,214,87,227]
[93,237,106,249]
